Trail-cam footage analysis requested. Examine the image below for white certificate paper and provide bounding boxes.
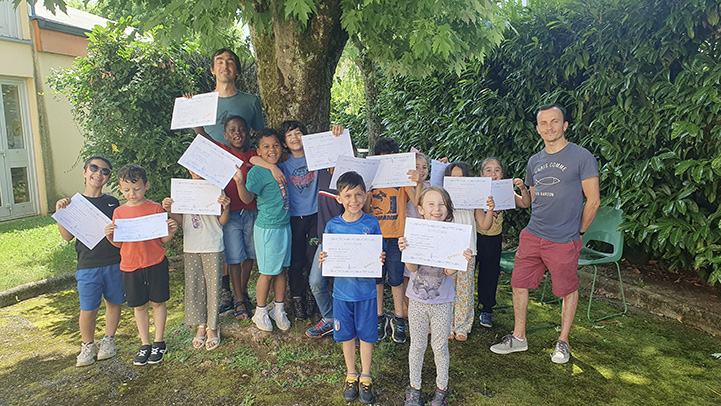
[322,234,383,278]
[492,179,516,211]
[302,129,354,171]
[170,92,218,130]
[113,213,169,242]
[367,152,416,188]
[170,178,222,215]
[401,218,473,272]
[430,160,449,187]
[52,193,112,250]
[329,155,381,191]
[443,176,492,209]
[178,135,244,189]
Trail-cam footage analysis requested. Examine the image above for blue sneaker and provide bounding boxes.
[305,319,333,338]
[377,314,388,342]
[391,315,406,343]
[480,312,493,328]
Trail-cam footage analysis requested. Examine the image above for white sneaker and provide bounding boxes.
[270,305,291,331]
[252,310,273,332]
[97,336,117,360]
[551,340,571,364]
[76,342,98,367]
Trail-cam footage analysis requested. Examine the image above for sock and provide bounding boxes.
[84,341,94,345]
[222,275,230,291]
[360,373,371,378]
[514,336,526,342]
[103,335,113,340]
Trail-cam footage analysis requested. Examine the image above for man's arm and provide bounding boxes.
[579,176,601,233]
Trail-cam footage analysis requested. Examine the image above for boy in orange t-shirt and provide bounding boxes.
[105,164,178,366]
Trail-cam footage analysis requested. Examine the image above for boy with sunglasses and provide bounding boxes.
[55,156,125,367]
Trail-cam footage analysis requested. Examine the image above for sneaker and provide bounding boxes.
[490,334,528,354]
[430,387,450,406]
[391,315,406,344]
[305,319,333,338]
[377,313,389,342]
[133,344,152,366]
[480,312,493,328]
[147,342,167,364]
[551,340,571,364]
[292,297,308,320]
[404,385,422,406]
[359,376,375,404]
[343,374,359,401]
[270,304,292,331]
[219,288,234,313]
[252,309,273,332]
[306,291,318,318]
[76,342,98,367]
[96,336,117,360]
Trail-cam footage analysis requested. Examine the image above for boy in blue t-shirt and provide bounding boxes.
[319,171,384,404]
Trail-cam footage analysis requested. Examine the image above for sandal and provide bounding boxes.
[234,302,249,321]
[205,330,220,351]
[455,332,468,342]
[192,325,206,349]
[242,292,254,317]
[448,332,455,340]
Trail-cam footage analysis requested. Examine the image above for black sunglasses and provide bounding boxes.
[88,164,111,176]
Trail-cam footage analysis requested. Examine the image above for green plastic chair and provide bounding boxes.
[580,207,627,322]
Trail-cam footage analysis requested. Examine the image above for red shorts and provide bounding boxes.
[511,229,582,297]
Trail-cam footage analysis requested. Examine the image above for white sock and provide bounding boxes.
[514,335,526,342]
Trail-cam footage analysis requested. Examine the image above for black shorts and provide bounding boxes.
[122,257,170,307]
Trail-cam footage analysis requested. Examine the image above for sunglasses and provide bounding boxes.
[88,164,111,176]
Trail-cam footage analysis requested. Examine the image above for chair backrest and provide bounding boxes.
[581,207,624,262]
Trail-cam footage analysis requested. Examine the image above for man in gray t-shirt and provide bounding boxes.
[490,104,600,364]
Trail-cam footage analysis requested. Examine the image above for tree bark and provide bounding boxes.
[248,0,348,133]
[351,37,385,155]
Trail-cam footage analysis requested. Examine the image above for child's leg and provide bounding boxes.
[407,300,430,389]
[79,309,99,343]
[359,340,373,376]
[452,257,475,335]
[429,302,453,389]
[376,284,384,315]
[272,269,288,303]
[134,302,151,345]
[256,275,272,307]
[391,286,405,318]
[150,301,167,343]
[203,252,223,331]
[342,339,358,374]
[104,301,122,336]
[185,253,207,326]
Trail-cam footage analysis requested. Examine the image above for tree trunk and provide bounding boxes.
[351,38,384,155]
[248,0,348,133]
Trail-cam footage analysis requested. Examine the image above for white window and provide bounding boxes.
[0,1,22,39]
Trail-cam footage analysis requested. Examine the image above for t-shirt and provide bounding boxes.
[477,211,503,236]
[217,142,257,211]
[406,264,456,304]
[324,213,382,302]
[112,200,166,272]
[203,91,264,144]
[525,142,599,243]
[317,169,344,244]
[183,214,224,253]
[245,166,290,229]
[371,187,410,238]
[75,194,121,269]
[278,154,318,216]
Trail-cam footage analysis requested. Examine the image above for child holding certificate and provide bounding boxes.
[398,186,473,406]
[162,170,231,351]
[104,164,179,365]
[55,156,124,367]
[318,171,384,404]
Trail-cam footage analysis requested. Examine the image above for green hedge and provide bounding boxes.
[374,0,721,284]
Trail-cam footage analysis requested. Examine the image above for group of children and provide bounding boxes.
[57,116,531,405]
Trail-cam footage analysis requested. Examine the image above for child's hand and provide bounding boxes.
[444,268,458,276]
[167,218,178,235]
[162,197,173,212]
[407,169,420,183]
[486,196,495,212]
[218,195,230,210]
[438,157,449,164]
[462,248,473,262]
[380,250,386,265]
[513,178,524,188]
[233,165,245,184]
[183,92,195,99]
[55,197,71,211]
[331,124,344,137]
[398,236,408,251]
[318,250,328,266]
[104,223,117,240]
[271,166,287,185]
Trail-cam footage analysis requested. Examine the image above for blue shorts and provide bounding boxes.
[254,225,291,276]
[224,209,257,264]
[76,263,126,311]
[333,297,378,343]
[376,237,403,287]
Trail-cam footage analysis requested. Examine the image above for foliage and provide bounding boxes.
[330,46,368,148]
[375,0,721,284]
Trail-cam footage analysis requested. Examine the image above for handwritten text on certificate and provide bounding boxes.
[171,178,222,215]
[444,176,492,209]
[52,193,112,250]
[401,218,473,272]
[367,152,416,188]
[321,234,383,278]
[178,135,244,189]
[302,129,354,171]
[491,179,516,211]
[329,155,380,191]
[113,213,169,242]
[170,92,218,130]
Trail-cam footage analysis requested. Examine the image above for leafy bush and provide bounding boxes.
[373,0,721,284]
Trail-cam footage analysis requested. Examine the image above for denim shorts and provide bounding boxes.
[76,263,125,311]
[223,209,257,264]
[376,237,404,287]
